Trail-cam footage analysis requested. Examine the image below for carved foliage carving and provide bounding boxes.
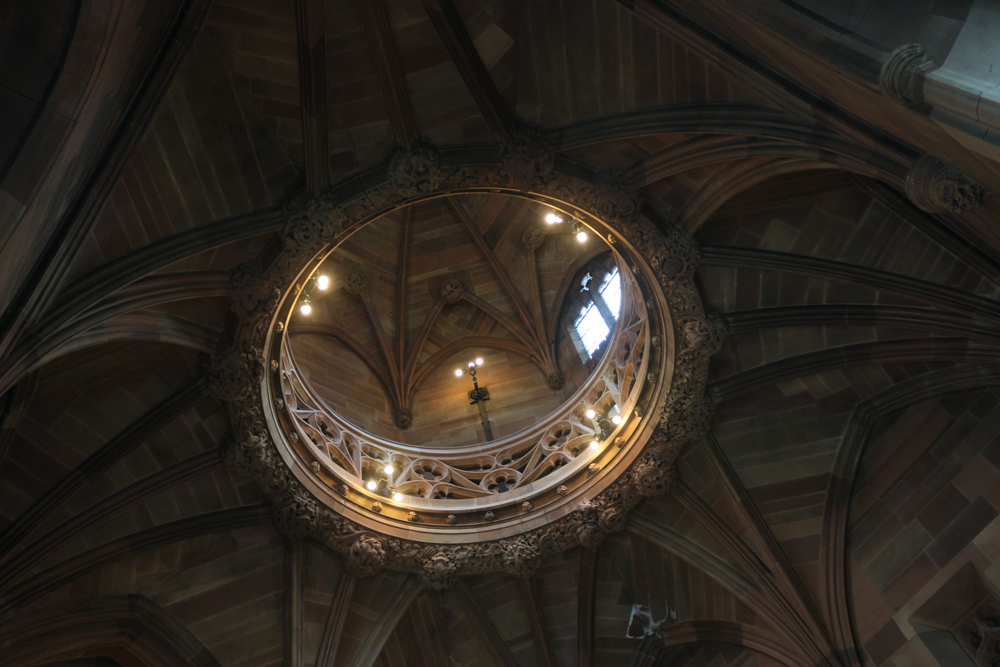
[387,144,445,198]
[231,260,280,319]
[282,189,341,250]
[498,126,555,191]
[348,535,388,577]
[208,347,264,403]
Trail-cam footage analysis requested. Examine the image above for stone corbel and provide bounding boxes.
[905,154,987,214]
[879,43,933,105]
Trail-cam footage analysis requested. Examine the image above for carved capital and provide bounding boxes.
[879,43,932,105]
[906,154,986,213]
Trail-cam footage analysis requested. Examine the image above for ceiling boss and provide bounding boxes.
[210,139,726,586]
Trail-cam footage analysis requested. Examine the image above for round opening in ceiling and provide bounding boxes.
[215,145,718,580]
[288,194,625,447]
[279,193,656,508]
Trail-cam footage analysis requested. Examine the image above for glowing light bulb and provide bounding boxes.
[393,492,404,502]
[366,480,377,491]
[299,302,312,316]
[585,409,596,420]
[316,274,330,290]
[384,464,394,475]
[454,368,463,377]
[576,230,588,243]
[468,361,475,368]
[545,212,563,225]
[475,357,484,366]
[589,440,599,451]
[611,414,623,425]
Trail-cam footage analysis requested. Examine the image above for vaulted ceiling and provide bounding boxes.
[2,1,1000,666]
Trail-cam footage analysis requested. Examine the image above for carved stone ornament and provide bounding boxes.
[231,260,280,319]
[439,279,465,304]
[348,535,387,577]
[546,372,566,391]
[498,126,555,191]
[422,550,461,589]
[630,451,676,497]
[393,409,412,431]
[521,224,546,250]
[503,537,541,578]
[387,144,445,198]
[216,143,721,584]
[879,43,932,105]
[282,188,340,250]
[344,270,367,296]
[906,154,987,213]
[207,346,264,402]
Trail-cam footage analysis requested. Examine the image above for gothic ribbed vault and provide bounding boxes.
[2,1,1000,665]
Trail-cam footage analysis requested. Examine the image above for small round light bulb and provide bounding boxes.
[454,368,463,377]
[299,302,312,316]
[468,361,475,368]
[589,440,599,451]
[384,464,394,475]
[545,212,563,225]
[475,357,484,366]
[366,480,377,491]
[393,492,404,502]
[585,409,596,420]
[576,230,588,243]
[316,275,330,291]
[611,414,622,425]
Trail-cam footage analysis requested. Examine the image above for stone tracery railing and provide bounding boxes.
[280,261,649,503]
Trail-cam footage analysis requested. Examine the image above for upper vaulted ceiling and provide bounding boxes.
[2,0,1000,666]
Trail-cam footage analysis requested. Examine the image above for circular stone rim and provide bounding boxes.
[212,142,721,581]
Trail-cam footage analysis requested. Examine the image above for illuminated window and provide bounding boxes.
[575,303,610,355]
[598,268,621,318]
[571,267,621,358]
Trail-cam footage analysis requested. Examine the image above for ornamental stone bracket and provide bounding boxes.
[906,154,987,214]
[210,140,727,587]
[879,43,933,105]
